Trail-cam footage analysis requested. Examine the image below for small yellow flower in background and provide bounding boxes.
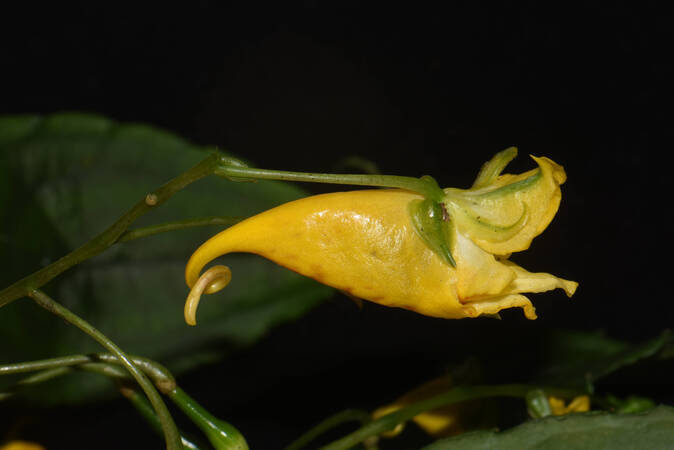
[548,395,591,416]
[0,442,46,450]
[184,148,577,325]
[372,375,468,438]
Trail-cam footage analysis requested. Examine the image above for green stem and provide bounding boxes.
[214,166,446,202]
[28,290,182,450]
[0,362,206,449]
[0,361,235,449]
[0,154,220,307]
[319,384,583,450]
[78,361,130,379]
[0,353,175,393]
[95,353,176,393]
[0,354,93,375]
[285,409,371,450]
[118,216,243,243]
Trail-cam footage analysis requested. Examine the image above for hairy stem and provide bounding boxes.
[28,290,182,450]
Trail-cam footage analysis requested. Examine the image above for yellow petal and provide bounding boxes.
[186,189,468,319]
[451,229,517,300]
[0,442,46,450]
[548,395,591,415]
[567,395,591,413]
[372,375,463,438]
[445,155,567,255]
[500,261,578,298]
[461,293,537,320]
[372,404,407,437]
[414,409,462,437]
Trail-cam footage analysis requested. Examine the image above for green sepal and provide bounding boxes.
[526,389,553,419]
[471,146,518,189]
[408,198,456,267]
[474,168,542,199]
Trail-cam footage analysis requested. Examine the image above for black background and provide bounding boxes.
[2,2,672,449]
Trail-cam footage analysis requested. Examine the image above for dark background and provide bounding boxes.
[2,2,672,449]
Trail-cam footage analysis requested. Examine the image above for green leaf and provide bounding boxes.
[534,330,672,389]
[0,113,333,404]
[423,405,674,450]
[604,395,656,414]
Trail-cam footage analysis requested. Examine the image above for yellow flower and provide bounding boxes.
[184,148,577,325]
[0,442,46,450]
[548,395,591,415]
[372,375,466,438]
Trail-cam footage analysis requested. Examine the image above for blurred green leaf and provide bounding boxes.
[534,330,672,389]
[604,394,656,414]
[0,113,333,403]
[423,405,674,450]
